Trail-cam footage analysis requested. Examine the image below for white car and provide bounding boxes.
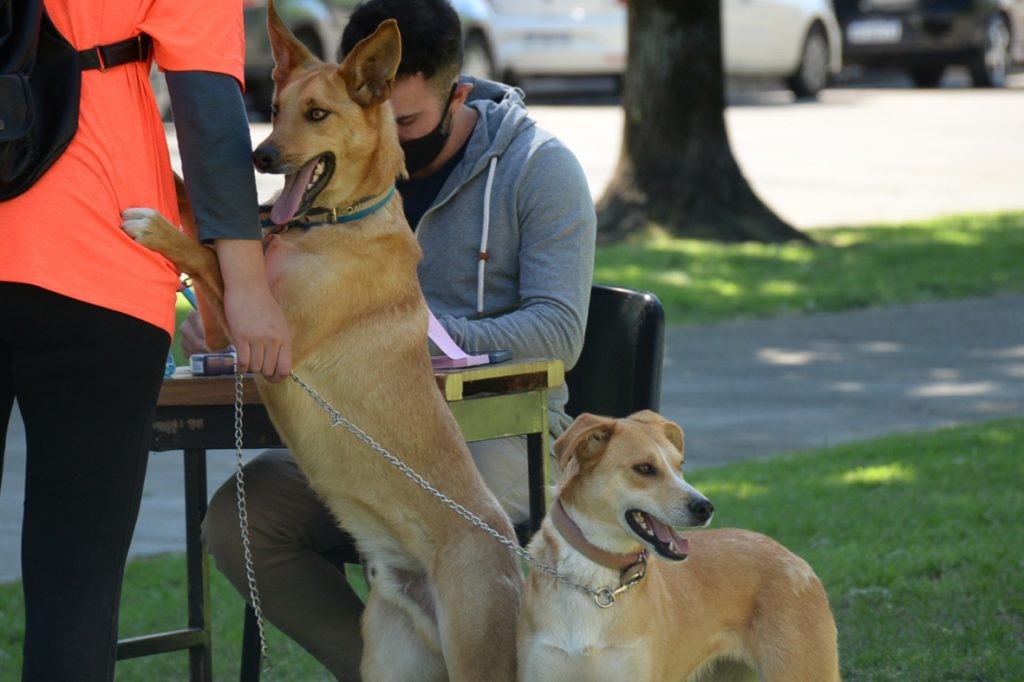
[452,0,843,98]
[723,0,843,97]
[453,0,625,82]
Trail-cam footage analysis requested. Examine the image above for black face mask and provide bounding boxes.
[400,84,457,176]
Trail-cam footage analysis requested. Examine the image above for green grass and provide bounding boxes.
[595,211,1024,326]
[690,419,1024,680]
[0,555,343,680]
[2,420,1021,679]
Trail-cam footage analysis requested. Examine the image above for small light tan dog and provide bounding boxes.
[518,411,841,681]
[121,5,520,680]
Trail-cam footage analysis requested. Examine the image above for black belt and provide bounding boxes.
[78,34,151,72]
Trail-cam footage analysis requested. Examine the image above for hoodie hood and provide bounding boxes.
[449,76,535,186]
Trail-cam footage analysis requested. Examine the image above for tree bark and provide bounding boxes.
[596,0,810,244]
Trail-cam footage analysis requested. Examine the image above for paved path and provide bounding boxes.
[3,79,1024,582]
[659,294,1024,467]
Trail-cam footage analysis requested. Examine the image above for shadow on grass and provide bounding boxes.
[595,212,1024,326]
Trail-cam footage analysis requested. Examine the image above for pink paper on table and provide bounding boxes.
[428,309,489,369]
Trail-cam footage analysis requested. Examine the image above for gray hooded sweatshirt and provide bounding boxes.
[418,78,596,437]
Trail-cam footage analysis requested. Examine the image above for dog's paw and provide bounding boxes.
[121,207,171,245]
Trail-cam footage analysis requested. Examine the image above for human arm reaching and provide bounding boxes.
[166,70,292,380]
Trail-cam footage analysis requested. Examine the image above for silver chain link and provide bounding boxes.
[234,371,271,671]
[288,371,642,606]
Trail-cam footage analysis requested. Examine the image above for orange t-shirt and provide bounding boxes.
[0,0,246,337]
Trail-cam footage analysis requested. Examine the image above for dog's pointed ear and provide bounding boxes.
[338,19,402,107]
[268,0,319,90]
[554,413,617,473]
[628,410,685,454]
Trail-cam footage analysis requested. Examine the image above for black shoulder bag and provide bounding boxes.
[0,0,150,201]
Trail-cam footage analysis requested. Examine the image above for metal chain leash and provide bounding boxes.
[234,371,272,671]
[288,370,643,608]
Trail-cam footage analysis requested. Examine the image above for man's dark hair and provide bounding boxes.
[339,0,463,98]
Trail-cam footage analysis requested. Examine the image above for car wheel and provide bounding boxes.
[611,73,625,96]
[293,26,325,61]
[462,32,496,81]
[969,14,1011,88]
[502,69,520,88]
[786,24,830,100]
[249,26,323,120]
[908,65,945,88]
[247,80,274,123]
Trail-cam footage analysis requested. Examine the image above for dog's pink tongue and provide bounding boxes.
[649,514,690,554]
[270,158,318,225]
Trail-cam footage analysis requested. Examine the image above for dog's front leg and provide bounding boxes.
[121,207,230,349]
[361,584,447,682]
[169,173,232,350]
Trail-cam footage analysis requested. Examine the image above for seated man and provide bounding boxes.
[199,0,596,677]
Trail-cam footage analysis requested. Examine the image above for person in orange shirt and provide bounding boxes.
[0,1,291,678]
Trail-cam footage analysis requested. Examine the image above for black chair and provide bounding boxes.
[565,284,665,419]
[238,283,665,680]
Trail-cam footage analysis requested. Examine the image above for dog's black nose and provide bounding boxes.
[252,145,280,173]
[689,497,714,522]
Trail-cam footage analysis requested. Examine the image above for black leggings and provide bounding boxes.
[0,283,170,681]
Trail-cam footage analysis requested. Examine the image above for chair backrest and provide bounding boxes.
[564,284,665,419]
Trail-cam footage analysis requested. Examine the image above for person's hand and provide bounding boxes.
[223,284,292,382]
[179,309,213,357]
[215,240,293,382]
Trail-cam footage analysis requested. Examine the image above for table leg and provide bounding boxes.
[527,433,546,535]
[527,394,550,536]
[184,447,212,682]
[115,448,213,679]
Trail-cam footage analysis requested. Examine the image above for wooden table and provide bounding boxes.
[115,358,564,680]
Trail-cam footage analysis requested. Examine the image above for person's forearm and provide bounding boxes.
[165,72,290,380]
[214,240,270,292]
[214,239,293,381]
[166,70,261,242]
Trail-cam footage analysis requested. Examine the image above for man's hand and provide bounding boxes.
[214,239,293,382]
[179,309,213,357]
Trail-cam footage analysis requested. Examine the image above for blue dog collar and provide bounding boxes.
[260,185,396,231]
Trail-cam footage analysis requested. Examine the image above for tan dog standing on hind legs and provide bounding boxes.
[122,7,520,681]
[518,411,841,681]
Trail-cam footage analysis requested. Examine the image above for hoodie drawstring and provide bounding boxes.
[477,156,498,314]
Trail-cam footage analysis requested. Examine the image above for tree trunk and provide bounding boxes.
[596,0,810,244]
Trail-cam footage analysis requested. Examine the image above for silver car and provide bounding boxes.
[451,0,843,98]
[723,0,843,98]
[452,0,625,83]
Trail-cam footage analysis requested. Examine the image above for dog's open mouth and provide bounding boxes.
[270,153,335,225]
[626,509,690,561]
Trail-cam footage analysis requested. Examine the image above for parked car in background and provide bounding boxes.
[241,0,502,117]
[451,0,626,83]
[833,0,1024,87]
[723,0,843,97]
[243,0,359,117]
[451,0,842,99]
